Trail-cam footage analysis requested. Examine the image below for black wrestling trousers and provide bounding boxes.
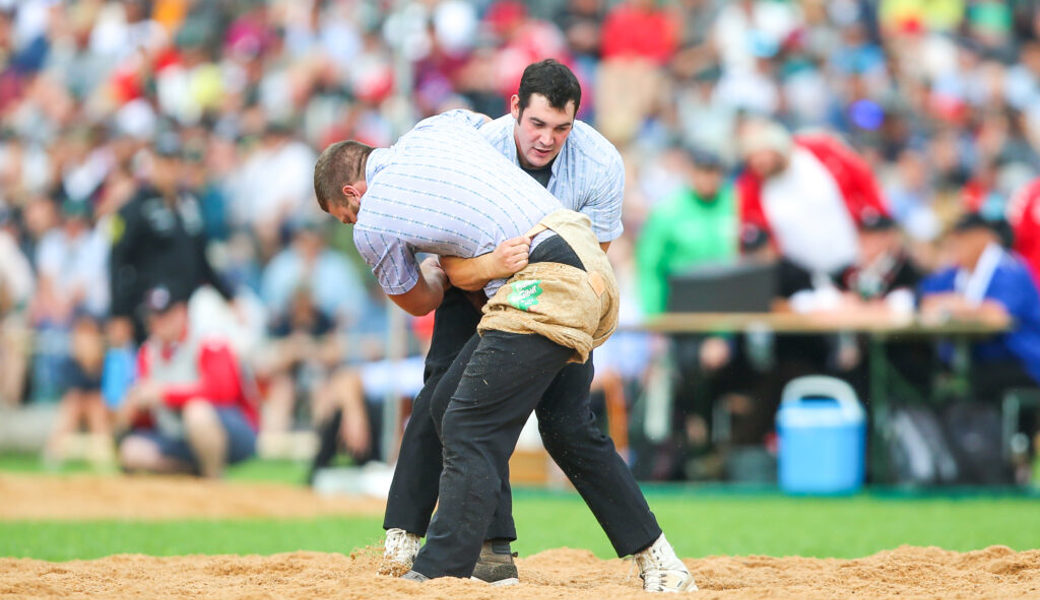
[412,330,574,577]
[413,236,661,578]
[382,287,516,539]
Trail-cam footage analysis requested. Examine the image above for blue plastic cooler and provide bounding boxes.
[776,376,866,495]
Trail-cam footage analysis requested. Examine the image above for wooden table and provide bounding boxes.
[635,312,1008,337]
[626,311,1010,482]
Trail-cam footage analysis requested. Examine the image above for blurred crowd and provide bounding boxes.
[2,0,1040,482]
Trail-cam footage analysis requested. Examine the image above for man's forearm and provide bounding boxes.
[441,254,503,292]
[921,294,1012,326]
[389,260,448,316]
[442,235,531,291]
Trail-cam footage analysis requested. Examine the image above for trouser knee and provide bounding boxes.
[539,415,604,456]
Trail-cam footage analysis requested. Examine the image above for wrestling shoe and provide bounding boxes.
[400,570,429,582]
[471,540,519,586]
[379,528,421,576]
[634,534,698,593]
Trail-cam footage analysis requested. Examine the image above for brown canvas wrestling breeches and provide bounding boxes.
[478,209,619,364]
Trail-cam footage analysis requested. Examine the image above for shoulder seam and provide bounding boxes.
[565,121,622,172]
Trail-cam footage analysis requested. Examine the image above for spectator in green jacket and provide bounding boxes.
[636,147,738,315]
[635,146,742,480]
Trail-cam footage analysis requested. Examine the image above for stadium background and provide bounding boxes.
[2,0,1040,598]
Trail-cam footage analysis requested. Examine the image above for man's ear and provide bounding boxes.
[510,95,521,121]
[341,183,358,199]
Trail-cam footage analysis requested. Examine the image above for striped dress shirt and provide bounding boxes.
[353,110,562,297]
[479,114,625,243]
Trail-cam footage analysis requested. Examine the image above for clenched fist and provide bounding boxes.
[441,235,532,291]
[491,235,531,276]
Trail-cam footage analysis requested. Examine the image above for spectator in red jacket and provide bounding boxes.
[1008,177,1040,285]
[601,0,678,65]
[117,286,258,478]
[596,0,679,145]
[736,118,890,277]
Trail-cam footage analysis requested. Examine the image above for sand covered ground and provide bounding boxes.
[2,474,1039,599]
[0,473,384,520]
[3,545,1040,599]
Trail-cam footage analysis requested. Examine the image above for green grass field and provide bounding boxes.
[4,452,1039,563]
[6,493,1040,562]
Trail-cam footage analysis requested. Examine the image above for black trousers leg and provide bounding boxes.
[413,331,573,578]
[429,351,663,551]
[382,288,481,535]
[430,333,517,542]
[308,408,344,484]
[536,357,663,556]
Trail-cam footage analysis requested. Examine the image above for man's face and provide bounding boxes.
[858,229,897,265]
[151,155,181,190]
[746,148,784,179]
[689,164,723,199]
[329,180,366,225]
[295,229,323,259]
[289,289,317,325]
[148,305,187,345]
[948,228,994,269]
[511,93,575,169]
[63,214,87,236]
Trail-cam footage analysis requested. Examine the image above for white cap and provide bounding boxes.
[739,118,793,160]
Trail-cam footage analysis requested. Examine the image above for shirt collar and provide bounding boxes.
[955,241,1004,306]
[549,143,564,177]
[365,147,392,182]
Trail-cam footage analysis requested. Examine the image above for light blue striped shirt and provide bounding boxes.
[479,114,625,243]
[353,110,562,297]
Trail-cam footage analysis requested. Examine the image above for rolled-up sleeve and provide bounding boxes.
[354,228,420,296]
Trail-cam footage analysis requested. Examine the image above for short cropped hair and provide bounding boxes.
[313,140,374,212]
[517,59,581,116]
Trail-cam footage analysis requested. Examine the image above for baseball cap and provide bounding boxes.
[685,146,725,170]
[952,212,1013,246]
[153,132,183,158]
[264,120,294,137]
[61,199,92,220]
[952,212,1000,233]
[142,285,187,315]
[858,211,896,232]
[739,119,793,160]
[292,218,325,235]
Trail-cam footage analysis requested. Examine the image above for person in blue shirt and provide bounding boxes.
[919,213,1040,399]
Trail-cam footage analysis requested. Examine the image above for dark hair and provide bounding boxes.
[517,59,581,116]
[313,140,374,212]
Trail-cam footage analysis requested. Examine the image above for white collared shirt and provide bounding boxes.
[761,146,859,274]
[354,110,562,297]
[479,115,625,243]
[955,242,1004,306]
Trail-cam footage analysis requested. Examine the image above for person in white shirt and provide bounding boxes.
[0,212,34,407]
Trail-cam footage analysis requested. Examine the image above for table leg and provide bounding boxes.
[950,337,972,399]
[868,335,890,483]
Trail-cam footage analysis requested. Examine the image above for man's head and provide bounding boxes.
[143,285,189,345]
[150,132,183,193]
[313,140,374,225]
[739,118,792,179]
[293,221,325,261]
[288,286,319,328]
[684,147,725,200]
[61,199,91,235]
[510,59,582,169]
[947,213,1002,270]
[857,213,902,265]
